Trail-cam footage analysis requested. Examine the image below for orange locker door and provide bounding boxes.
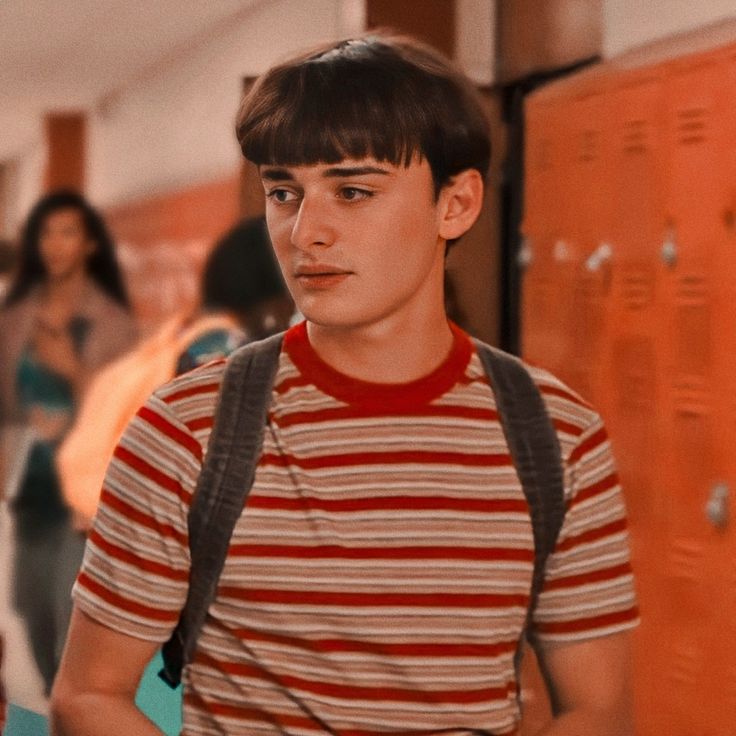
[560,91,615,409]
[657,54,735,736]
[521,99,575,377]
[602,72,670,736]
[706,47,736,727]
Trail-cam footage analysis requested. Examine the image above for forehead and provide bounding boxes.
[43,207,84,229]
[259,156,429,181]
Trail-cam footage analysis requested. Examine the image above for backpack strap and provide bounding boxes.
[472,339,566,714]
[159,331,284,688]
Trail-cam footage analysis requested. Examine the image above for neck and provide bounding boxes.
[43,271,89,308]
[307,309,454,384]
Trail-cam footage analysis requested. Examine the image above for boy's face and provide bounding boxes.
[260,156,455,334]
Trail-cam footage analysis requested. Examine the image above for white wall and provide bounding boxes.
[88,0,358,208]
[604,0,736,57]
[4,138,46,238]
[456,0,495,86]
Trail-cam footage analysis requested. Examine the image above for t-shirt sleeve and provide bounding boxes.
[72,391,201,642]
[532,414,639,646]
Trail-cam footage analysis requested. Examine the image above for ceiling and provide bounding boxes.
[0,0,264,159]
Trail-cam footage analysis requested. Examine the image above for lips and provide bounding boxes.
[294,264,350,277]
[294,264,352,289]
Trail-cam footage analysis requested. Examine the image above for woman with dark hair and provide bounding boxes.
[0,189,138,697]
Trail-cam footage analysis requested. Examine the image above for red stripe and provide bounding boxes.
[99,488,188,546]
[183,693,318,731]
[544,562,633,591]
[552,417,585,437]
[568,426,607,465]
[113,446,192,506]
[162,380,221,404]
[231,625,519,658]
[227,543,534,562]
[247,494,529,514]
[137,405,202,462]
[195,652,515,703]
[87,529,188,582]
[273,404,500,429]
[259,450,513,469]
[77,571,180,622]
[217,587,529,608]
[538,383,591,408]
[556,518,628,553]
[185,415,214,432]
[274,375,312,395]
[185,692,519,736]
[537,606,639,634]
[570,472,619,508]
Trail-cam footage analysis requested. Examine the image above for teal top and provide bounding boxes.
[175,327,244,374]
[12,348,75,524]
[16,348,75,412]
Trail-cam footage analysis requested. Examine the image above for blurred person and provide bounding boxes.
[0,634,5,734]
[54,216,292,734]
[0,190,138,697]
[53,34,637,736]
[58,215,293,530]
[0,239,17,303]
[0,239,14,732]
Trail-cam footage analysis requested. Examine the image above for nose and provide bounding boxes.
[290,194,335,251]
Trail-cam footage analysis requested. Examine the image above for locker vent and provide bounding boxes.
[622,119,648,153]
[668,639,702,687]
[613,336,654,411]
[676,107,708,145]
[676,275,710,377]
[621,266,654,309]
[673,376,708,417]
[578,129,600,162]
[669,537,702,584]
[672,410,712,496]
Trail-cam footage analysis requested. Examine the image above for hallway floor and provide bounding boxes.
[1,503,49,734]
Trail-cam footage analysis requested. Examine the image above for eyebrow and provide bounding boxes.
[260,165,392,182]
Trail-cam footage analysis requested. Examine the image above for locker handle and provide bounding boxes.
[705,483,729,530]
[585,242,612,272]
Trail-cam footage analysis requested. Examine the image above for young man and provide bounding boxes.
[51,34,638,736]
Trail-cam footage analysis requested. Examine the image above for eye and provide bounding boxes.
[339,187,372,201]
[266,188,298,204]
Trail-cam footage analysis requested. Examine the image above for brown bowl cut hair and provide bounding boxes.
[236,33,491,196]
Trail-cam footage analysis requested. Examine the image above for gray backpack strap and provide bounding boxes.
[472,339,565,713]
[159,331,284,688]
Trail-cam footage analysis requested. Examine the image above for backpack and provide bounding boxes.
[159,332,566,713]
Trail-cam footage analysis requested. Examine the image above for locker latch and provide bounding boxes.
[585,242,612,272]
[517,237,533,269]
[705,482,729,529]
[660,231,678,268]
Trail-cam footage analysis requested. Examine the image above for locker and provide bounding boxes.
[562,92,615,407]
[521,100,576,376]
[523,37,736,736]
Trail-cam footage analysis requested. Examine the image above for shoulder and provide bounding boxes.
[0,292,35,325]
[524,361,609,465]
[151,356,229,427]
[470,340,606,466]
[84,285,134,325]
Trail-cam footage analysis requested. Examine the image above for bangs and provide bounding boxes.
[238,57,434,168]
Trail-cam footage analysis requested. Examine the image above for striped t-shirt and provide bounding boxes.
[74,321,638,736]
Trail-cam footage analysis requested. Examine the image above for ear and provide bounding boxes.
[438,169,485,242]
